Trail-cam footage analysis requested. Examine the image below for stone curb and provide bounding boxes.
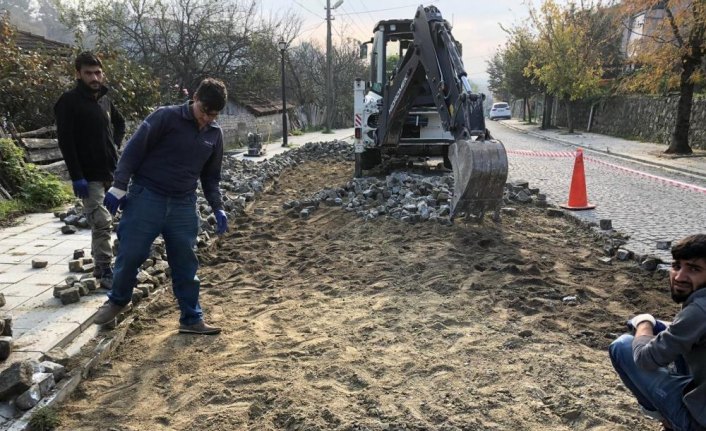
[4,286,168,431]
[498,121,706,182]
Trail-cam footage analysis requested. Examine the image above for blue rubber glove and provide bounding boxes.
[72,179,89,199]
[103,187,126,216]
[215,209,228,235]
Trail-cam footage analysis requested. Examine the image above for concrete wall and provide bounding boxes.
[553,95,706,150]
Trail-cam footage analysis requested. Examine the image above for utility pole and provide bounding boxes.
[325,0,343,133]
[326,0,333,132]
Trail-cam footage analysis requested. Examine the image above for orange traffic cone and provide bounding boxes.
[560,148,595,210]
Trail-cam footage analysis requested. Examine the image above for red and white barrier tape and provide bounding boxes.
[506,149,706,195]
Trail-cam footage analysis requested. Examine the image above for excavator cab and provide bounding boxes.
[353,5,508,220]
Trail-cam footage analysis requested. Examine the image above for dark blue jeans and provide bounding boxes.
[108,184,203,325]
[609,334,696,431]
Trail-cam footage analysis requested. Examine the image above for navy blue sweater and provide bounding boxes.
[113,102,224,210]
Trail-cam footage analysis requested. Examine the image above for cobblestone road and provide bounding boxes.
[487,122,706,262]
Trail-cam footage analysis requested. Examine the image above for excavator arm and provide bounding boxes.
[376,5,509,219]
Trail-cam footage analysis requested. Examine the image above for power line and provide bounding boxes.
[336,1,438,16]
[292,0,324,19]
[338,2,368,37]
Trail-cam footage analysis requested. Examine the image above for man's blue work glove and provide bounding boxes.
[72,179,89,199]
[103,187,126,216]
[626,314,669,335]
[215,209,228,235]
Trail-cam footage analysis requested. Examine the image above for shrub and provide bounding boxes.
[0,138,71,212]
[29,406,62,431]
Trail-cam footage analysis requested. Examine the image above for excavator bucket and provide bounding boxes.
[448,138,509,220]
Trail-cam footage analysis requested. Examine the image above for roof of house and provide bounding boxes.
[10,28,72,56]
[233,92,293,116]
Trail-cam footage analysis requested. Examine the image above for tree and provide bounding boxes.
[527,0,614,133]
[287,33,367,130]
[487,50,511,102]
[58,0,289,95]
[620,1,705,154]
[503,26,543,123]
[0,15,68,131]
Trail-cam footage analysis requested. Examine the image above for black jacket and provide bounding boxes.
[54,80,126,182]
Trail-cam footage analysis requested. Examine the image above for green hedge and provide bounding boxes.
[0,138,71,219]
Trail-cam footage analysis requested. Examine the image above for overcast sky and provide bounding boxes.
[257,0,539,89]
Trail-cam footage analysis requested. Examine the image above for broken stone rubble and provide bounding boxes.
[0,360,66,416]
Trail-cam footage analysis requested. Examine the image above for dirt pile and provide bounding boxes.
[58,160,677,431]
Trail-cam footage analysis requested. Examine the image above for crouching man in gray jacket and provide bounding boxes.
[610,233,706,431]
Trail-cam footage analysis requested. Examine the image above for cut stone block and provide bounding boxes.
[44,347,69,366]
[39,361,66,382]
[616,249,633,261]
[15,384,41,410]
[0,361,33,400]
[81,278,97,291]
[53,285,72,298]
[1,314,11,337]
[135,284,150,297]
[0,336,12,361]
[59,287,80,305]
[77,217,89,228]
[131,289,144,305]
[81,257,93,265]
[31,259,48,269]
[136,271,152,284]
[73,249,85,259]
[641,257,660,271]
[656,240,672,250]
[68,259,83,272]
[63,214,79,226]
[32,372,55,397]
[82,263,95,274]
[65,275,79,286]
[598,257,613,265]
[75,283,89,296]
[61,225,78,235]
[599,219,612,230]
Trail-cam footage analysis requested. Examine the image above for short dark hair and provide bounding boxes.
[194,78,227,112]
[74,51,103,72]
[672,234,706,261]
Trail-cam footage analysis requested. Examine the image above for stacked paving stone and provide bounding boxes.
[54,204,88,235]
[0,358,67,419]
[284,172,559,225]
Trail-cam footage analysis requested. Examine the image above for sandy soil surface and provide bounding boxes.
[58,160,677,431]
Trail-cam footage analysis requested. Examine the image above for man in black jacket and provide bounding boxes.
[54,51,126,287]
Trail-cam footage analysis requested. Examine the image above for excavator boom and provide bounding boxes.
[353,5,508,219]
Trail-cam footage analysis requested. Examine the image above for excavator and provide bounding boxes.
[352,5,508,220]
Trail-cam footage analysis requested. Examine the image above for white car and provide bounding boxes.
[489,102,511,120]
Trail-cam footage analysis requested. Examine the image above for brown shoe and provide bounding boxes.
[178,321,221,335]
[93,300,127,325]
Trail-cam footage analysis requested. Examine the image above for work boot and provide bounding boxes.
[178,321,222,335]
[99,268,113,290]
[93,300,127,325]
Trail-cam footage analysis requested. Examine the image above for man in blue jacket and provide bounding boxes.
[54,51,125,288]
[95,78,229,335]
[610,234,706,431]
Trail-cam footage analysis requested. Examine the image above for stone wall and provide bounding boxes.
[218,111,285,149]
[553,95,706,150]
